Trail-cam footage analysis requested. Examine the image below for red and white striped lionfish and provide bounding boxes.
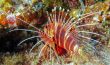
[9,7,104,64]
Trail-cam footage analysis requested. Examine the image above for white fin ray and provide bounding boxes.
[18,36,40,46]
[9,29,37,33]
[78,35,101,43]
[78,31,104,37]
[29,40,43,53]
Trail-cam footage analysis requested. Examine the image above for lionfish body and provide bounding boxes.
[38,7,79,56]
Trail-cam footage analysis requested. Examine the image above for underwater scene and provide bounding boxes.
[0,0,110,65]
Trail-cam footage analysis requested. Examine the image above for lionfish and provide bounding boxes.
[9,7,104,65]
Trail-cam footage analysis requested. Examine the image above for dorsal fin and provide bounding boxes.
[46,7,71,24]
